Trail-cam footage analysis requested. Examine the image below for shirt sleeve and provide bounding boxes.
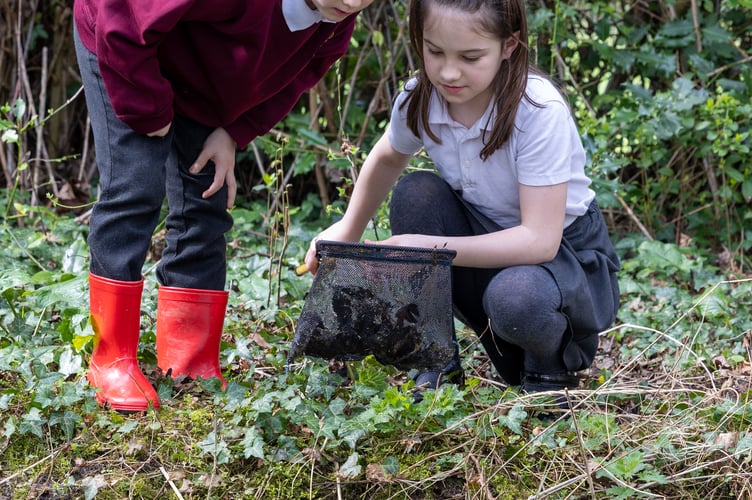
[387,87,424,155]
[514,97,582,186]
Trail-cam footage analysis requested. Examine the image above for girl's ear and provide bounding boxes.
[502,31,521,59]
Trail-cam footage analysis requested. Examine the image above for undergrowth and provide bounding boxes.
[1,197,750,499]
[1,1,751,497]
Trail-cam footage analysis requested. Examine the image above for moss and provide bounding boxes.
[231,461,330,499]
[107,475,163,499]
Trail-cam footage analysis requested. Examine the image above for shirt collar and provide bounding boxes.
[282,0,335,32]
[428,89,497,133]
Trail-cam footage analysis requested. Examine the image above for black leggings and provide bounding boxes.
[389,171,614,385]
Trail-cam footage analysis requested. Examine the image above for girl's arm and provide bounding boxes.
[381,182,568,268]
[304,130,412,273]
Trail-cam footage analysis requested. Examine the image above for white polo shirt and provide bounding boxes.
[388,75,594,229]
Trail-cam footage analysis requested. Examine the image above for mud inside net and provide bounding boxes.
[289,240,457,371]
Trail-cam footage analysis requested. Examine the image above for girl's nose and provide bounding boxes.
[440,62,461,81]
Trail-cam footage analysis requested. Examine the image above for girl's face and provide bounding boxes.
[309,0,376,22]
[422,5,517,126]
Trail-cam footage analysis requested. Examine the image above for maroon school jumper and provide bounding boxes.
[74,0,356,147]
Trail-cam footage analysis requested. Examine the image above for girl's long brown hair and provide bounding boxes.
[404,0,534,160]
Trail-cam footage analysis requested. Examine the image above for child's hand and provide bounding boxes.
[190,127,237,209]
[304,221,360,275]
[304,236,325,275]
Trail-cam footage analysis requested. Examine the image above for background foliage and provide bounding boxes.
[2,0,751,268]
[1,0,751,498]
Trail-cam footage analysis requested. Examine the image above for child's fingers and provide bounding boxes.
[201,179,223,199]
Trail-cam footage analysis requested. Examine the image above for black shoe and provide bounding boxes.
[413,359,464,403]
[520,372,579,393]
[521,372,580,420]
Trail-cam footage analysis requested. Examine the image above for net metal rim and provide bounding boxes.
[315,240,456,266]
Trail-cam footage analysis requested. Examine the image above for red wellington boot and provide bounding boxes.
[156,286,229,388]
[87,273,160,411]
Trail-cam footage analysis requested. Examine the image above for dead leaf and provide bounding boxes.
[179,478,194,494]
[252,333,273,349]
[301,447,322,463]
[712,355,730,369]
[365,463,388,482]
[713,432,738,450]
[198,473,222,488]
[126,439,144,456]
[742,330,752,351]
[401,436,421,454]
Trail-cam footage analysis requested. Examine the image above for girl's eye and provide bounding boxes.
[427,49,442,56]
[463,56,480,62]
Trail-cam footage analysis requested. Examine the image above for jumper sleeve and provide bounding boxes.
[93,0,196,134]
[225,21,356,148]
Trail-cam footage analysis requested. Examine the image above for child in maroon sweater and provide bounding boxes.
[74,0,375,412]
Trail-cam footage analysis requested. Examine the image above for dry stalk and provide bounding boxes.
[614,192,654,240]
[386,436,476,499]
[469,454,496,500]
[159,466,185,500]
[566,388,597,499]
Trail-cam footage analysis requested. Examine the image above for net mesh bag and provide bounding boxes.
[289,240,457,371]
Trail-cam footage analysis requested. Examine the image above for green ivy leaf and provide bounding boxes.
[19,407,46,438]
[241,427,265,460]
[338,452,361,479]
[48,410,81,440]
[495,403,527,435]
[381,456,400,477]
[197,431,232,465]
[58,348,84,376]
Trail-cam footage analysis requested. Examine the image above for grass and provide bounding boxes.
[2,2,751,495]
[0,199,751,499]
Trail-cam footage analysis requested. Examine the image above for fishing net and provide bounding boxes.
[289,240,457,371]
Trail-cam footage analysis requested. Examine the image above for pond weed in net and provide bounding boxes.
[289,241,457,371]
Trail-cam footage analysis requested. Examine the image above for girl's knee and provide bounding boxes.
[390,172,454,233]
[392,171,447,206]
[483,266,563,342]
